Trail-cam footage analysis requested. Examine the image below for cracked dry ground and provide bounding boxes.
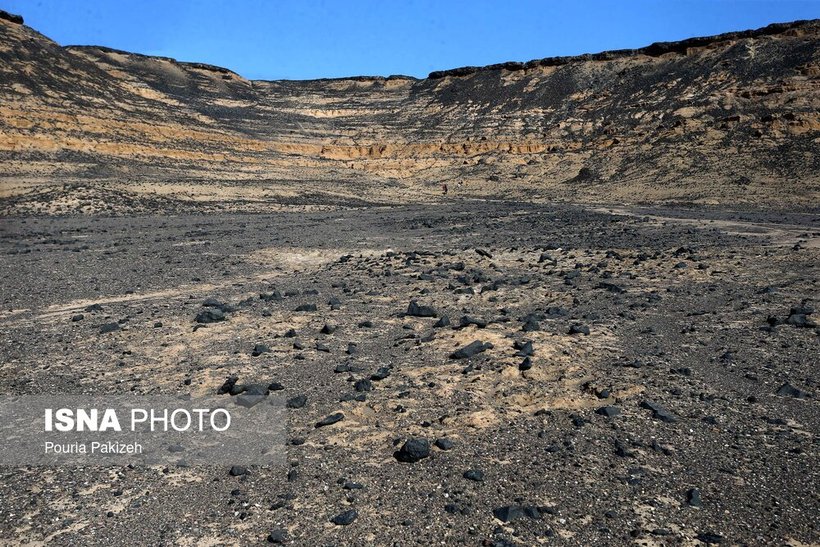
[0,201,818,546]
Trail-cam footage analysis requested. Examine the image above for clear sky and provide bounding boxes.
[3,0,818,80]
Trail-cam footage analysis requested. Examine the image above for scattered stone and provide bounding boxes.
[640,400,677,423]
[99,322,120,334]
[266,529,288,544]
[321,323,338,334]
[241,383,269,396]
[475,248,493,258]
[229,466,248,476]
[687,488,702,507]
[463,469,484,481]
[407,300,438,317]
[786,313,817,329]
[521,316,540,332]
[450,340,492,359]
[84,304,103,313]
[790,303,814,315]
[492,505,541,523]
[458,315,488,329]
[217,375,239,395]
[71,314,84,322]
[395,438,431,463]
[696,532,724,544]
[260,291,283,302]
[252,344,270,357]
[614,439,636,458]
[286,395,307,409]
[776,383,811,399]
[316,413,344,427]
[330,509,358,526]
[370,367,391,381]
[569,323,590,335]
[354,379,372,392]
[195,309,225,324]
[433,315,451,328]
[513,340,534,357]
[519,357,533,371]
[435,438,455,451]
[786,313,816,328]
[294,303,317,312]
[597,282,625,293]
[596,406,621,418]
[203,298,233,312]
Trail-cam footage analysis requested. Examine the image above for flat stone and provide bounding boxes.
[315,412,344,427]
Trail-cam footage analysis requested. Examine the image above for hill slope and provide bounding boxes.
[0,12,818,213]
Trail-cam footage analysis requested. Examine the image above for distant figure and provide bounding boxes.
[442,183,448,195]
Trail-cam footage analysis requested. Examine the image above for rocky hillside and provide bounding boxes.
[0,11,818,212]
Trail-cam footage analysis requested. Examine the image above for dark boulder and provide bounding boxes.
[195,308,225,324]
[450,340,492,359]
[407,300,438,318]
[394,438,431,463]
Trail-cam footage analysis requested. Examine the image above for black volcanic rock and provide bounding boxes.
[458,315,487,329]
[316,413,344,427]
[463,469,484,481]
[492,505,541,523]
[266,529,288,544]
[217,375,239,395]
[330,509,358,525]
[203,298,233,312]
[513,340,534,356]
[407,300,438,317]
[596,406,621,418]
[435,438,455,450]
[99,322,120,334]
[195,308,225,324]
[433,315,451,328]
[395,438,430,462]
[640,400,677,423]
[251,343,270,356]
[776,383,811,399]
[450,340,492,359]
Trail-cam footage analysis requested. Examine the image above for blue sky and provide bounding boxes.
[3,0,818,80]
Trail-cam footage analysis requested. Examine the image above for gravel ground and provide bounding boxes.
[0,200,818,546]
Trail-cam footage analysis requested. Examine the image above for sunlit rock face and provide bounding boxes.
[0,11,818,213]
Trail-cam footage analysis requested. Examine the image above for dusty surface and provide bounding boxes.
[0,201,818,546]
